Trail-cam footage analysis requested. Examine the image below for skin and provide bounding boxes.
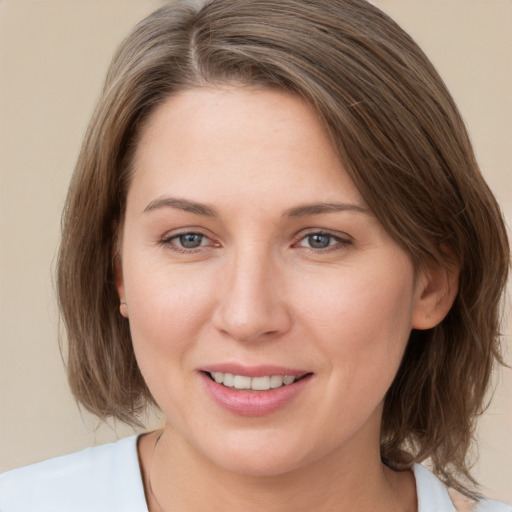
[116,86,457,511]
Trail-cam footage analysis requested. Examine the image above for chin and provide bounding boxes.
[195,430,318,478]
[215,452,306,478]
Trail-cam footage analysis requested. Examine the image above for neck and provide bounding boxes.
[138,427,416,512]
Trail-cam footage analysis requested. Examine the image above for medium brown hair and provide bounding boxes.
[57,0,509,495]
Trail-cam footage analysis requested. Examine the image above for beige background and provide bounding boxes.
[1,0,511,502]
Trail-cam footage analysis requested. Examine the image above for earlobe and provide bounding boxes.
[119,301,129,318]
[411,259,459,330]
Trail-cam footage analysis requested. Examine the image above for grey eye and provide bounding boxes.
[307,234,332,248]
[178,233,204,248]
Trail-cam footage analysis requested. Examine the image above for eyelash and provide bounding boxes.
[293,230,352,253]
[159,230,352,254]
[159,231,216,254]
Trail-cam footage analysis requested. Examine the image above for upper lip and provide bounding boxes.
[200,363,310,378]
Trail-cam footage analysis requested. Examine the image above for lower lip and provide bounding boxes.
[201,372,312,417]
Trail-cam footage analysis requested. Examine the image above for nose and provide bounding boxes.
[211,247,292,343]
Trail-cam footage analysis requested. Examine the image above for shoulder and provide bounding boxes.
[474,498,512,512]
[0,435,148,512]
[413,464,512,512]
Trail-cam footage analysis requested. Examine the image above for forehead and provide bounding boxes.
[134,86,332,164]
[128,86,365,212]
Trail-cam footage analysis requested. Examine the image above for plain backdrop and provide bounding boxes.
[1,0,511,502]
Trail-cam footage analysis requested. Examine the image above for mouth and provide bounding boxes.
[203,371,311,391]
[200,367,313,416]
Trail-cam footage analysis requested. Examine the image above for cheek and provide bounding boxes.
[125,270,219,422]
[294,257,416,375]
[123,258,217,379]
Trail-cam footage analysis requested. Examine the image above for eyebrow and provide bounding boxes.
[284,202,369,218]
[143,197,368,218]
[143,197,217,217]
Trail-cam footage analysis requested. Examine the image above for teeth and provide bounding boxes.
[270,375,284,388]
[223,373,235,387]
[251,376,270,391]
[283,375,295,385]
[209,372,298,390]
[233,375,251,390]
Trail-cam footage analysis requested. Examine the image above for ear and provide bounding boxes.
[411,257,459,330]
[114,253,129,318]
[113,221,129,318]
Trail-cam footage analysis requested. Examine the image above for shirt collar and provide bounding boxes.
[413,463,457,512]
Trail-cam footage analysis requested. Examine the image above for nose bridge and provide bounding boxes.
[212,242,291,342]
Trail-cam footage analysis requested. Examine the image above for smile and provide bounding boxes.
[201,369,313,416]
[208,372,299,391]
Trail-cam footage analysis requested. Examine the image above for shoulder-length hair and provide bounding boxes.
[57,0,509,495]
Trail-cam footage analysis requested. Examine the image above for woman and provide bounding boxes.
[1,0,510,510]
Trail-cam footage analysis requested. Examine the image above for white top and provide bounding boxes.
[0,435,510,512]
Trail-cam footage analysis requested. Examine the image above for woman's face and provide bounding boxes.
[118,86,430,476]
